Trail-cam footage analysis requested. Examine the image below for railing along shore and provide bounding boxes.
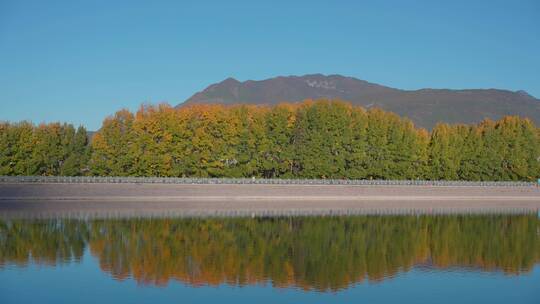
[0,176,536,187]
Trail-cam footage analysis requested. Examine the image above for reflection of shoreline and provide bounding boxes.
[1,216,539,291]
[1,208,539,220]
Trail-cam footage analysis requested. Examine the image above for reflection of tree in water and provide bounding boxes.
[1,215,539,291]
[0,219,88,267]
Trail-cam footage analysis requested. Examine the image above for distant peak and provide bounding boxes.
[301,73,327,78]
[299,73,349,80]
[516,90,535,99]
[220,77,240,85]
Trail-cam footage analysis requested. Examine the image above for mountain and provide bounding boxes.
[179,74,540,129]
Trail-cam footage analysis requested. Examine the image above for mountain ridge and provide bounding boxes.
[179,74,540,129]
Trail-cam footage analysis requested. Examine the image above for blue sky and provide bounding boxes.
[1,0,539,130]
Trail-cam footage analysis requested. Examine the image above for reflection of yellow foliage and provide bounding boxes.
[1,215,539,291]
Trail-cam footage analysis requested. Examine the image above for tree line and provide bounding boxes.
[1,100,539,180]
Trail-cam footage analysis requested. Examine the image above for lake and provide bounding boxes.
[1,214,539,303]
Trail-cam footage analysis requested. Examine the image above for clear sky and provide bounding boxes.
[1,0,539,130]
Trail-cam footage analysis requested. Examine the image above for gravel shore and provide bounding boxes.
[1,183,539,218]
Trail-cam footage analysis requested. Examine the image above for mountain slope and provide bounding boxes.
[180,74,540,129]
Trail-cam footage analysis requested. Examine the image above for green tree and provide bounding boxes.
[292,100,352,178]
[260,104,296,178]
[428,123,463,180]
[61,126,91,176]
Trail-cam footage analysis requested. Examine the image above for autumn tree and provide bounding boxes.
[89,109,136,176]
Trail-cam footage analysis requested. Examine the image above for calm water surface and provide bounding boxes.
[1,215,539,303]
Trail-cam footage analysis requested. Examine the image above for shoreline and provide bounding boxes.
[1,183,539,218]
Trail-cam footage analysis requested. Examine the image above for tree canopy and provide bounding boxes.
[1,100,539,180]
[0,122,89,176]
